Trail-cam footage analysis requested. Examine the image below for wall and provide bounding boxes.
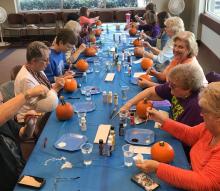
[0,0,16,14]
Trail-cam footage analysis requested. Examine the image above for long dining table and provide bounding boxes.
[14,23,190,191]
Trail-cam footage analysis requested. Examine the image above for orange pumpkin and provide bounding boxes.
[136,99,153,119]
[133,38,142,47]
[139,74,152,81]
[151,141,175,163]
[94,28,102,37]
[76,59,89,72]
[134,47,144,57]
[89,34,96,43]
[129,27,137,36]
[84,47,97,57]
[64,78,77,92]
[56,96,74,121]
[96,20,102,26]
[141,57,153,70]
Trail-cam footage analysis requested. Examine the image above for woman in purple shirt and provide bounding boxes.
[121,63,206,127]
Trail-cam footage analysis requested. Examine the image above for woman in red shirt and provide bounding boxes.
[136,82,220,190]
[79,6,99,26]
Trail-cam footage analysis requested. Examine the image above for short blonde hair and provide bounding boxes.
[164,16,185,34]
[173,31,198,57]
[199,82,220,116]
[64,20,81,35]
[168,63,205,92]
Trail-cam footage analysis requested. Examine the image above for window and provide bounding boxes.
[16,0,147,11]
[206,0,220,19]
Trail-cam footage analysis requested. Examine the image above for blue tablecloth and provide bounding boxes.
[14,24,189,191]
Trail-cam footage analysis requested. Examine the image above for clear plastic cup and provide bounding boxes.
[121,85,129,100]
[122,144,134,167]
[94,59,100,73]
[80,143,93,166]
[119,109,129,127]
[84,87,91,101]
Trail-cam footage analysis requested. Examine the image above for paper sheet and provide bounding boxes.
[94,124,111,143]
[105,73,115,81]
[130,145,151,154]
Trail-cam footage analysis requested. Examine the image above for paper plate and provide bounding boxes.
[130,77,138,85]
[73,101,96,113]
[81,86,101,95]
[125,128,155,146]
[54,133,87,151]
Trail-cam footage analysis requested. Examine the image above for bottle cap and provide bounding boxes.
[110,126,115,130]
[99,139,104,144]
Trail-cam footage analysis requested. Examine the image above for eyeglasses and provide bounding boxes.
[168,81,178,89]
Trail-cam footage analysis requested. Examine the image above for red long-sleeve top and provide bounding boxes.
[156,119,220,191]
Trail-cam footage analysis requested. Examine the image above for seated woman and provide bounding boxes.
[138,31,207,88]
[0,85,48,191]
[121,64,205,127]
[136,81,220,190]
[14,41,64,123]
[79,6,99,26]
[135,2,157,25]
[64,20,86,65]
[138,10,161,46]
[142,16,184,72]
[44,29,78,83]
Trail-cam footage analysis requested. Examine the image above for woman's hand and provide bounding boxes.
[149,69,158,76]
[147,108,168,124]
[78,43,87,53]
[142,41,151,49]
[136,160,160,174]
[120,102,132,112]
[137,78,151,89]
[26,85,49,99]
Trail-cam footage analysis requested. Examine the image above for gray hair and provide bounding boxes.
[26,41,48,62]
[199,82,220,116]
[168,63,205,92]
[173,31,198,57]
[164,16,185,34]
[64,20,81,35]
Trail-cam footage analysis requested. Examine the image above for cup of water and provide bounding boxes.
[80,143,93,166]
[84,87,91,101]
[119,110,129,127]
[121,85,129,100]
[122,144,134,167]
[94,59,100,73]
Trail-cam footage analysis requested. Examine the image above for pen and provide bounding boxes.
[43,137,48,148]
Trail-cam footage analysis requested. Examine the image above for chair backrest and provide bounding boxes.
[206,71,220,83]
[41,13,57,24]
[0,81,15,102]
[97,11,114,22]
[10,65,23,81]
[25,13,41,25]
[7,13,25,26]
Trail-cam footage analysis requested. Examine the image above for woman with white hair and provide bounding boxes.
[136,82,220,190]
[138,31,207,88]
[142,16,185,71]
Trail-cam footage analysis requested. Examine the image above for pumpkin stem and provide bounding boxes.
[143,98,148,103]
[60,96,65,105]
[159,141,165,146]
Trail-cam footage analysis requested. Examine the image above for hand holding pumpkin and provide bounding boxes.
[135,159,160,174]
